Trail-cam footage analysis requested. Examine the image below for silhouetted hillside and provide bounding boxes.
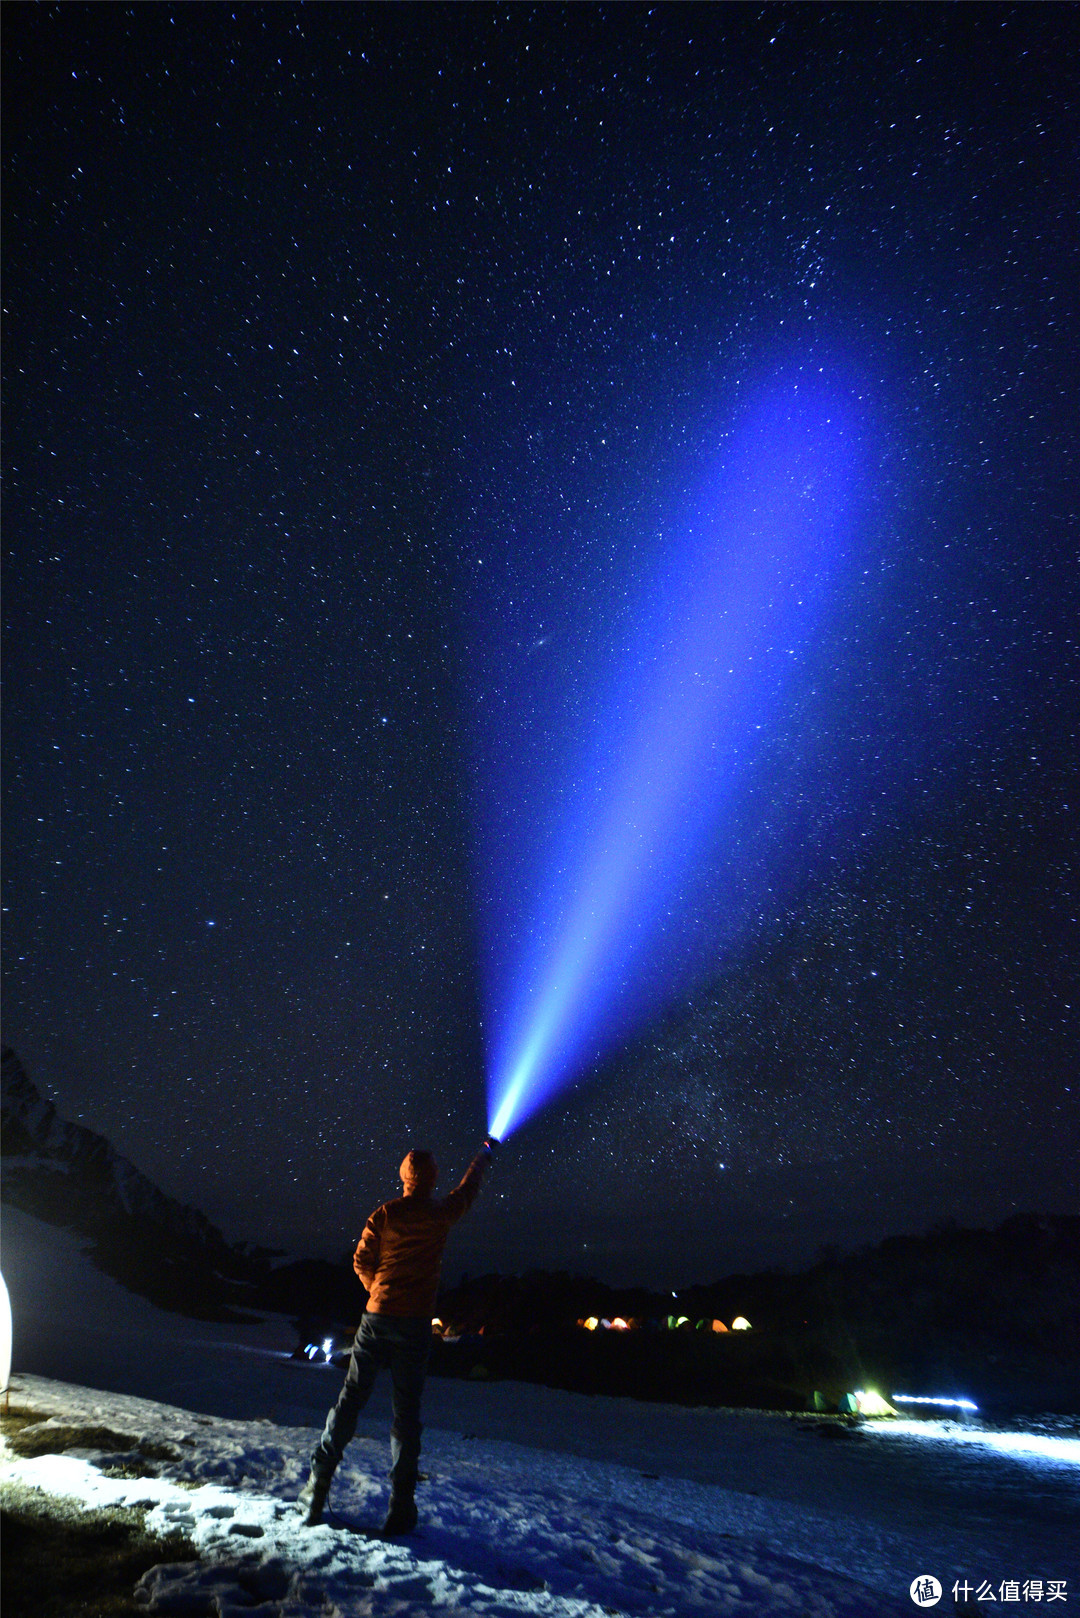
[1,1047,271,1320]
[432,1217,1080,1413]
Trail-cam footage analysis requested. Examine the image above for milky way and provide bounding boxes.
[3,5,1076,1284]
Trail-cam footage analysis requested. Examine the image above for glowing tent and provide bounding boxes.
[839,1390,898,1417]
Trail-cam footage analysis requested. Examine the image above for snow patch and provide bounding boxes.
[3,1374,879,1616]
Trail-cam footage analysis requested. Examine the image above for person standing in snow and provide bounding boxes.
[299,1138,496,1535]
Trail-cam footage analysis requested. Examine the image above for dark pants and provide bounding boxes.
[311,1313,431,1495]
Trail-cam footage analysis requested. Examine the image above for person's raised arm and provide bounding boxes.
[443,1138,497,1222]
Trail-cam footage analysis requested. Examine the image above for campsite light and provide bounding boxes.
[711,1319,729,1333]
[892,1394,979,1413]
[583,1316,599,1332]
[610,1318,630,1331]
[322,1339,333,1357]
[731,1316,751,1331]
[851,1389,899,1417]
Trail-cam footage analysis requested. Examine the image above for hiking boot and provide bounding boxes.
[380,1491,418,1537]
[297,1472,330,1526]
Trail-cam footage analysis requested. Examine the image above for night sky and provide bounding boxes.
[3,4,1077,1289]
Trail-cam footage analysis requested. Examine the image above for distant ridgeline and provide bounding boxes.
[0,1047,273,1321]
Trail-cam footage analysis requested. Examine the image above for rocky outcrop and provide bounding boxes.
[1,1047,267,1321]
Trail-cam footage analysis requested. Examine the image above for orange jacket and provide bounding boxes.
[353,1148,489,1318]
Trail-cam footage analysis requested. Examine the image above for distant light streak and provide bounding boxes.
[479,373,866,1139]
[892,1394,980,1412]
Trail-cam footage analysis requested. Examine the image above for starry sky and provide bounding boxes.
[3,3,1077,1288]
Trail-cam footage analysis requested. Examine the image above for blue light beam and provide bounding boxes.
[481,374,867,1140]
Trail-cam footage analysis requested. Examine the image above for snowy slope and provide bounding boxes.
[3,1206,1079,1616]
[5,1372,880,1617]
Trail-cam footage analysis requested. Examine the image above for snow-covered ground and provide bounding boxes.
[3,1205,1078,1616]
